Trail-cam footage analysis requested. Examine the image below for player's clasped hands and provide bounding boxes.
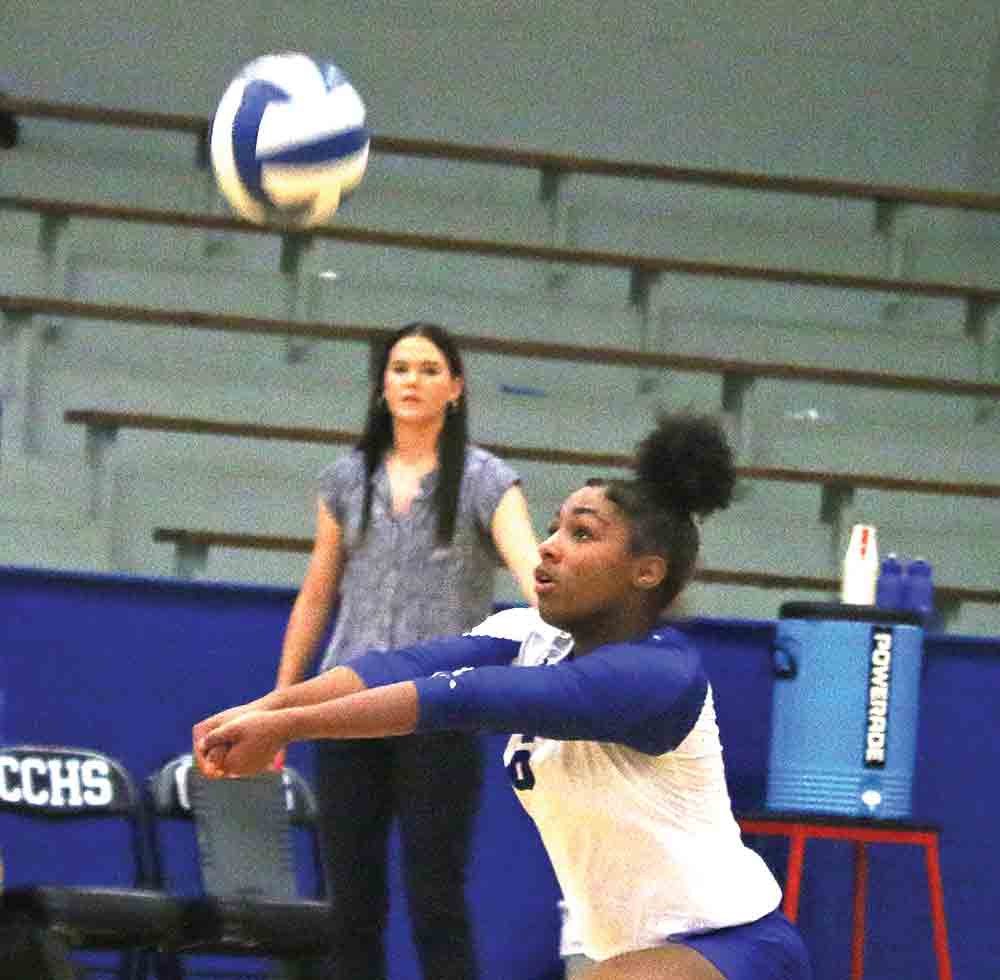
[193,704,286,779]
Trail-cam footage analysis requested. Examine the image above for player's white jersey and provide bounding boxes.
[354,605,783,962]
[498,610,782,961]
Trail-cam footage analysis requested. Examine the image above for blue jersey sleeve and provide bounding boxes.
[413,633,708,755]
[348,633,521,689]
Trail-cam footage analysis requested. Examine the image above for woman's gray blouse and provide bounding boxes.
[318,446,522,672]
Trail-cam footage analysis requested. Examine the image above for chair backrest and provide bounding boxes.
[148,753,322,900]
[149,752,318,823]
[0,744,152,979]
[0,744,150,887]
[191,768,298,900]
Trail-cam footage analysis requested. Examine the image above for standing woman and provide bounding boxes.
[274,321,538,980]
[196,411,812,980]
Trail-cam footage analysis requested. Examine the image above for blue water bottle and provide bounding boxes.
[875,553,904,609]
[902,558,935,623]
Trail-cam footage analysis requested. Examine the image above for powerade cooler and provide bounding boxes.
[766,601,924,819]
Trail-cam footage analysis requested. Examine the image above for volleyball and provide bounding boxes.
[209,52,370,228]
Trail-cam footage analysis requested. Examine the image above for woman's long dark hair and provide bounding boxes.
[356,322,468,546]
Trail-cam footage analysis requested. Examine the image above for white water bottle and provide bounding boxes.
[841,524,879,605]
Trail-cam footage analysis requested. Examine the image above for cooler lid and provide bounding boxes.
[779,601,922,626]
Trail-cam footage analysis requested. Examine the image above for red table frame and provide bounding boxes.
[737,813,952,980]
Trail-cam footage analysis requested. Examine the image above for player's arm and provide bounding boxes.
[198,621,543,771]
[196,629,520,733]
[260,628,521,714]
[197,679,425,777]
[200,636,707,776]
[411,640,708,755]
[194,614,528,775]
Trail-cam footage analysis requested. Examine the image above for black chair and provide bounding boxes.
[147,753,331,979]
[0,744,187,980]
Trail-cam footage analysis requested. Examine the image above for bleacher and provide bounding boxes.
[1,92,997,633]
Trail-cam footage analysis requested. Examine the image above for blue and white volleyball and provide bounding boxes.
[210,52,370,228]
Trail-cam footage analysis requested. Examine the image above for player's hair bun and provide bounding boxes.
[634,412,735,519]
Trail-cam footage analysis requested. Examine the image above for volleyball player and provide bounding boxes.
[194,411,812,980]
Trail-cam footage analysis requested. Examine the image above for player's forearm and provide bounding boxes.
[275,680,419,742]
[264,664,367,711]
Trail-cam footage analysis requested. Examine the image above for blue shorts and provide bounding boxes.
[673,908,812,980]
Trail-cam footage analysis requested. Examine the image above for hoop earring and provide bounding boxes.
[447,400,458,414]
